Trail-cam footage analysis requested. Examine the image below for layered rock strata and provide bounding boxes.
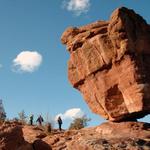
[61,7,150,121]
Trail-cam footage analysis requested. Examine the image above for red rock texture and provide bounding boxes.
[1,121,150,150]
[61,7,150,121]
[32,139,52,150]
[0,122,51,150]
[23,125,47,143]
[96,121,150,139]
[66,122,150,150]
[42,122,150,150]
[22,125,51,150]
[0,121,33,150]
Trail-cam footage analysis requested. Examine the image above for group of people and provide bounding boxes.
[29,114,63,131]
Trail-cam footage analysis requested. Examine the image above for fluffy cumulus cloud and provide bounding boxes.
[12,51,42,73]
[63,0,90,16]
[55,108,85,121]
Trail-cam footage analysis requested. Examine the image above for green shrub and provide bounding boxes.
[18,110,27,124]
[0,100,6,122]
[69,116,91,130]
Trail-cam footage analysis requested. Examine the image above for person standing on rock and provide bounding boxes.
[29,114,34,125]
[57,116,63,131]
[36,115,44,126]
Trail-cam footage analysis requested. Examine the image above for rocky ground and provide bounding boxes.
[0,121,150,150]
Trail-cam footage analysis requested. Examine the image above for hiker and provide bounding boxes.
[29,114,34,125]
[57,116,62,131]
[36,115,44,126]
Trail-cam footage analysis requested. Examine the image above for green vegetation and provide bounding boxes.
[0,100,6,122]
[18,110,27,124]
[43,113,55,133]
[0,100,91,132]
[69,115,91,130]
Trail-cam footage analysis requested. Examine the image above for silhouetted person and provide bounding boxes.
[29,114,34,125]
[57,116,62,131]
[36,115,44,126]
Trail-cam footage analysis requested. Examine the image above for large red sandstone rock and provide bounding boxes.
[61,7,150,121]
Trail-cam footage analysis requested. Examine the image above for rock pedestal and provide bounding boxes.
[61,7,150,121]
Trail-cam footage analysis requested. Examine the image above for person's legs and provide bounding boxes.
[59,123,61,131]
[30,120,32,125]
[39,121,42,126]
[31,119,33,125]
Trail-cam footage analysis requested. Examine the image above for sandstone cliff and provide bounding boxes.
[61,7,150,121]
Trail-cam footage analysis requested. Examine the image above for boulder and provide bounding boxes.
[61,7,150,121]
[0,122,52,150]
[0,121,33,150]
[22,125,47,143]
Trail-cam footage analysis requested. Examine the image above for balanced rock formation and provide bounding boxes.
[61,7,150,121]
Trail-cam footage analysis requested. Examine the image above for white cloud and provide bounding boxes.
[12,51,42,73]
[55,108,85,121]
[63,0,90,16]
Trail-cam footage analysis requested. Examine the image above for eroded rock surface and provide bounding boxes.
[0,121,33,150]
[23,125,47,143]
[67,122,150,150]
[0,122,52,150]
[61,7,150,121]
[1,121,150,150]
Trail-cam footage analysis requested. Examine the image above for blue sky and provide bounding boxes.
[0,0,150,128]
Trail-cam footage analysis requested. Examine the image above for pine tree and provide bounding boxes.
[0,99,6,121]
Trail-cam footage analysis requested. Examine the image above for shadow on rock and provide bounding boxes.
[32,139,52,150]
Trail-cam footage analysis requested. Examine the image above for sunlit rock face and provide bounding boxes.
[61,7,150,121]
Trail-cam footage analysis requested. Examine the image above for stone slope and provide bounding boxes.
[0,121,33,150]
[67,122,150,150]
[0,121,51,150]
[1,121,150,150]
[61,7,150,121]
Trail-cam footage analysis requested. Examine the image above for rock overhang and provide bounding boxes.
[61,7,150,121]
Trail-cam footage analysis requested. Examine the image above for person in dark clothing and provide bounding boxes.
[57,116,62,131]
[36,115,44,126]
[29,114,34,125]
